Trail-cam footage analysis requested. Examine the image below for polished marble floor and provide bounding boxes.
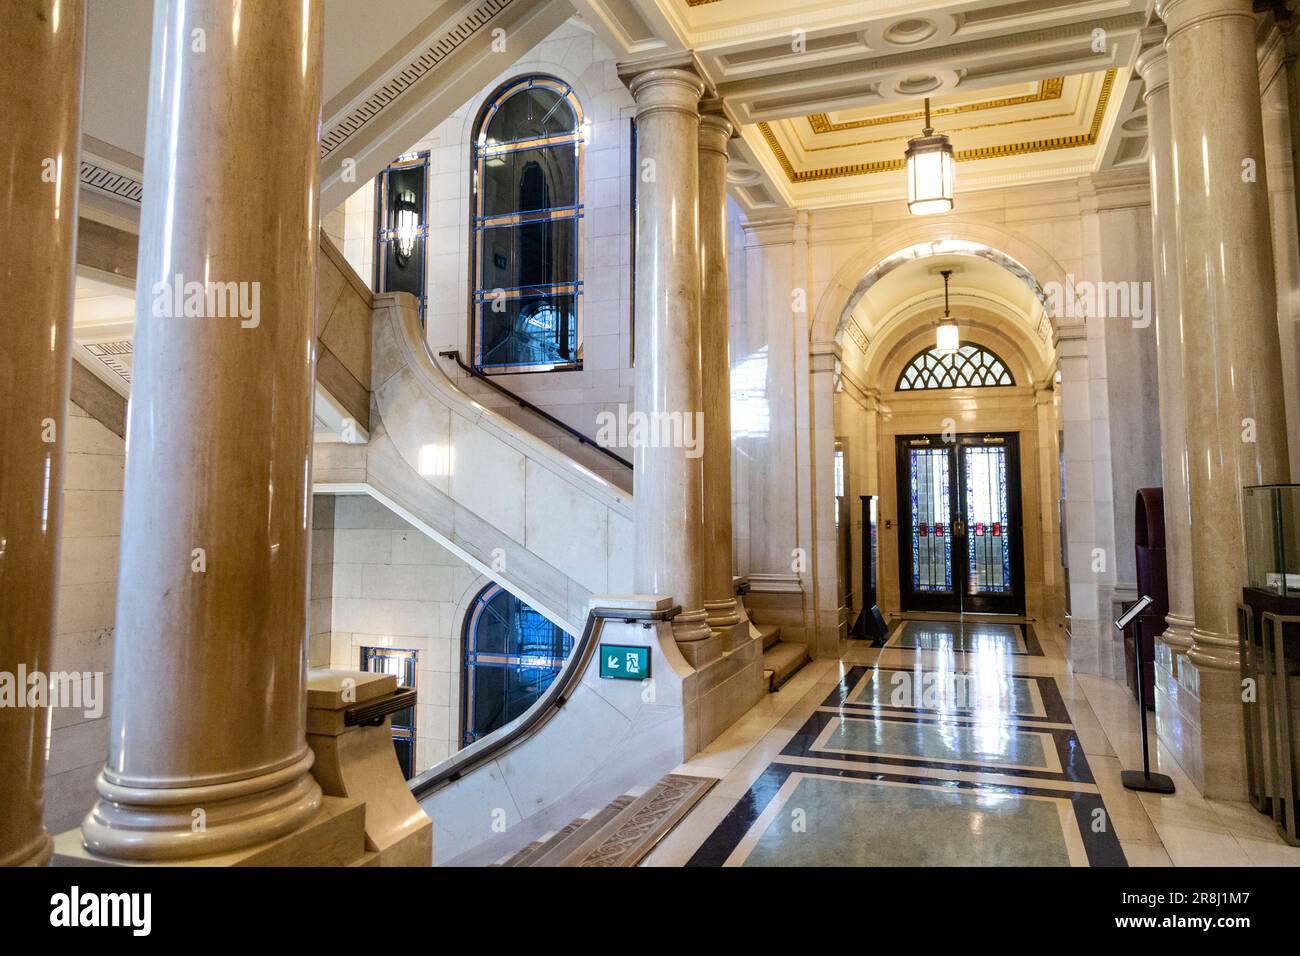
[645,618,1300,867]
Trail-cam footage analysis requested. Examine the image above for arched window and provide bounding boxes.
[896,343,1015,391]
[460,583,573,747]
[471,75,584,373]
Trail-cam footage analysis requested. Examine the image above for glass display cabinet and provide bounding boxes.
[1238,484,1300,845]
[1243,484,1300,596]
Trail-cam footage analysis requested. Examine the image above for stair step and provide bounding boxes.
[763,641,809,691]
[511,796,634,867]
[494,816,588,867]
[756,622,782,651]
[497,774,715,867]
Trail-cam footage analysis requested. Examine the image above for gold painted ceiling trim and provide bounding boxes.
[760,70,1115,184]
[807,78,1065,134]
[794,82,1086,153]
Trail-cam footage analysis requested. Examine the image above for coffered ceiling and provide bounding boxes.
[574,0,1153,209]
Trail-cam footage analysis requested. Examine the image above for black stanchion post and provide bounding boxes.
[1116,595,1175,794]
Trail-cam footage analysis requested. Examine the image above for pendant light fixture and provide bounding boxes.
[905,97,955,216]
[936,269,960,353]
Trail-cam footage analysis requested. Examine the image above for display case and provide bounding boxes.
[1243,484,1300,596]
[1239,485,1300,845]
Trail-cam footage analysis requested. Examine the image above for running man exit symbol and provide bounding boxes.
[599,644,650,680]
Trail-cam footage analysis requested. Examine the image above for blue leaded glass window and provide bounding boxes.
[897,343,1014,390]
[461,583,573,747]
[471,76,584,373]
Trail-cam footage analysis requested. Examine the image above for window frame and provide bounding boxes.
[469,74,586,375]
[895,342,1016,391]
[459,582,573,748]
[373,150,431,325]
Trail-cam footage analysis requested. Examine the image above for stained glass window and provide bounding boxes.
[471,76,584,373]
[461,583,573,747]
[897,343,1014,390]
[909,447,952,592]
[964,445,1012,593]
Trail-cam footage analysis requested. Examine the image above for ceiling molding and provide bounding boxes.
[79,159,143,206]
[759,69,1116,184]
[807,77,1065,134]
[712,10,1143,124]
[320,0,516,161]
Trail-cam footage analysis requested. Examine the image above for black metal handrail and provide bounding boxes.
[436,350,632,470]
[409,603,678,799]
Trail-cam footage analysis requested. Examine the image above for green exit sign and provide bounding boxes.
[599,644,651,681]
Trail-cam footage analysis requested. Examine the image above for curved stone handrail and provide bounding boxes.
[363,291,634,633]
[414,600,693,865]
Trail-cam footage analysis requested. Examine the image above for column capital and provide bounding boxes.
[698,112,734,157]
[741,209,800,245]
[627,67,705,119]
[1156,0,1255,42]
[1134,26,1171,99]
[619,52,708,117]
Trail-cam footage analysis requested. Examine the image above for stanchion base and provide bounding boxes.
[1121,769,1175,794]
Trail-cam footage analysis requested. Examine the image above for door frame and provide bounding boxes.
[896,432,1026,615]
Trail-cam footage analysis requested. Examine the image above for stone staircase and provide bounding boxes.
[491,774,715,867]
[757,622,810,691]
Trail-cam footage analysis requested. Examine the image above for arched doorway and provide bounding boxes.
[894,340,1026,614]
[820,242,1062,634]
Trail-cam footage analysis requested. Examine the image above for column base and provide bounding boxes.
[0,831,53,868]
[56,795,366,867]
[673,608,721,666]
[1160,612,1196,653]
[81,749,323,862]
[1154,648,1247,800]
[1188,625,1241,671]
[704,597,741,643]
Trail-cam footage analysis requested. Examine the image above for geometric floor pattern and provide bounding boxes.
[686,622,1123,866]
[645,617,1300,868]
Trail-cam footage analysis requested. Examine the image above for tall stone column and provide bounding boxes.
[81,0,326,859]
[0,0,85,869]
[1135,35,1197,656]
[625,66,715,659]
[1160,0,1291,795]
[697,110,740,643]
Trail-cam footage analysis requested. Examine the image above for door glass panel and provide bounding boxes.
[963,444,1011,594]
[909,447,952,593]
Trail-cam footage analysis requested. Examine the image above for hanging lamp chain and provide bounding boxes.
[923,97,934,136]
[941,268,951,318]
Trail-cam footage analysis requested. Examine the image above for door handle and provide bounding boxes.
[953,520,966,537]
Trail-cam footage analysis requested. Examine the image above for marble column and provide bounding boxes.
[1160,0,1291,794]
[1135,36,1197,656]
[626,67,715,657]
[698,111,740,643]
[0,0,85,869]
[1283,22,1300,276]
[81,0,326,859]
